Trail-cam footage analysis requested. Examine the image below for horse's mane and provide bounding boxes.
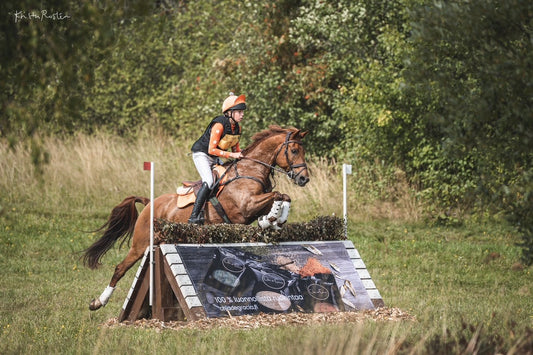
[242,125,297,154]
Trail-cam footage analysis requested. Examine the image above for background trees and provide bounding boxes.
[1,0,531,263]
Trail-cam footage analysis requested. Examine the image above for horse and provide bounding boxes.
[83,125,310,311]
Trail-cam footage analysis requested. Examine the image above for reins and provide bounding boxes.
[241,156,289,177]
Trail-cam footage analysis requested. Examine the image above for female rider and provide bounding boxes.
[188,93,246,224]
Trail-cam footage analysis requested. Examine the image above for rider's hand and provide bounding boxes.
[229,152,243,159]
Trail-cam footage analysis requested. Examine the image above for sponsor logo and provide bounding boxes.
[262,273,286,290]
[307,284,329,300]
[222,257,245,273]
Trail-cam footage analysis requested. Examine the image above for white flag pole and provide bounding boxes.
[149,162,154,307]
[342,163,352,239]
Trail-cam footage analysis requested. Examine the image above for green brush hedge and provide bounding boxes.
[154,216,345,244]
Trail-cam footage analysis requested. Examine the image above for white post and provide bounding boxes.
[149,161,154,307]
[342,163,352,238]
[144,161,155,307]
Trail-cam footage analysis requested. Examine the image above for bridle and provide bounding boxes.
[217,132,308,192]
[244,131,308,181]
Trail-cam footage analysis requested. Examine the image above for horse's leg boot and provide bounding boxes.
[188,182,210,225]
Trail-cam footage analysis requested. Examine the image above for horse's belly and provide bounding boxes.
[154,194,190,223]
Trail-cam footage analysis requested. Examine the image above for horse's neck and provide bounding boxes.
[246,136,283,165]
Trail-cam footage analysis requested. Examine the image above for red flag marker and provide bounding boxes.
[143,162,151,171]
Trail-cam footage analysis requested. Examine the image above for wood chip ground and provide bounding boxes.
[103,307,415,331]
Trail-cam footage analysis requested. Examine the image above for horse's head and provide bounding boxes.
[274,129,310,187]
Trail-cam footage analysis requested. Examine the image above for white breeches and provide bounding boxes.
[192,152,217,188]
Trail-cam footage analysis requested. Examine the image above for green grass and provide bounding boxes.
[1,133,532,354]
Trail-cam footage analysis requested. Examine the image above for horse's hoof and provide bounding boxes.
[89,298,102,311]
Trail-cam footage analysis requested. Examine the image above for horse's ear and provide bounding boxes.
[295,130,308,139]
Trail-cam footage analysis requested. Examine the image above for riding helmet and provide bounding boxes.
[222,93,246,113]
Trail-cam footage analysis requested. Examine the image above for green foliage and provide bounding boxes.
[83,1,246,137]
[217,0,412,156]
[2,0,533,261]
[1,0,155,136]
[506,168,533,266]
[403,0,533,258]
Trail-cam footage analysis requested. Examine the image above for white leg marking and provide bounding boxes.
[98,285,116,306]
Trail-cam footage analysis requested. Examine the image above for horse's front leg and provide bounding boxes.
[276,196,292,227]
[254,192,291,230]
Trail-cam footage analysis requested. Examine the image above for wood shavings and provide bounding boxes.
[103,308,415,331]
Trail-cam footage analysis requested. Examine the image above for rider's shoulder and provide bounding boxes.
[212,115,228,123]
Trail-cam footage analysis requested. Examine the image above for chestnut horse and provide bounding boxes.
[83,125,309,311]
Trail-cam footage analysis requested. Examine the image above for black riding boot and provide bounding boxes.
[188,182,211,225]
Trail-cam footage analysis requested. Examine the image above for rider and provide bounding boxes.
[188,93,246,224]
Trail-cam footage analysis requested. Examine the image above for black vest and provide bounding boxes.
[191,116,241,156]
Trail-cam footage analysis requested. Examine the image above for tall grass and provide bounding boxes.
[1,130,196,215]
[0,130,422,221]
[1,131,532,354]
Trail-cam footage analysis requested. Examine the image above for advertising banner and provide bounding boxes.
[174,241,375,318]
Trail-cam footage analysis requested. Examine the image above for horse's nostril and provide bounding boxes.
[298,176,309,186]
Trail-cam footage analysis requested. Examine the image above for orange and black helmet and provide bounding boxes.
[222,93,246,113]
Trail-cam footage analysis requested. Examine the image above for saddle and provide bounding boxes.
[175,165,228,208]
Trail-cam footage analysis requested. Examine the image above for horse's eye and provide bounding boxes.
[291,148,299,155]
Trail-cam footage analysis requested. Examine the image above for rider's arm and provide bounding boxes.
[208,123,231,158]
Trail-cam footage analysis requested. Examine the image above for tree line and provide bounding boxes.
[1,0,532,264]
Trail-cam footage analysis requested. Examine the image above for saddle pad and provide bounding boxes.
[176,191,196,208]
[176,185,195,208]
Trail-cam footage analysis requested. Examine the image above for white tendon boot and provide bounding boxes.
[258,200,283,229]
[272,201,291,230]
[277,201,291,225]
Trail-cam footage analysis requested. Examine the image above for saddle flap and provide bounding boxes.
[212,164,228,197]
[176,193,196,208]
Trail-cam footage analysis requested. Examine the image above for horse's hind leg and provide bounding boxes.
[89,243,147,311]
[89,205,152,311]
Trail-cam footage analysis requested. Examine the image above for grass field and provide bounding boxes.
[1,132,532,354]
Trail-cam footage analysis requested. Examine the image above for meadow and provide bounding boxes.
[1,131,532,354]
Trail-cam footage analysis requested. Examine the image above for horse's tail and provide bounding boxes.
[82,196,150,269]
